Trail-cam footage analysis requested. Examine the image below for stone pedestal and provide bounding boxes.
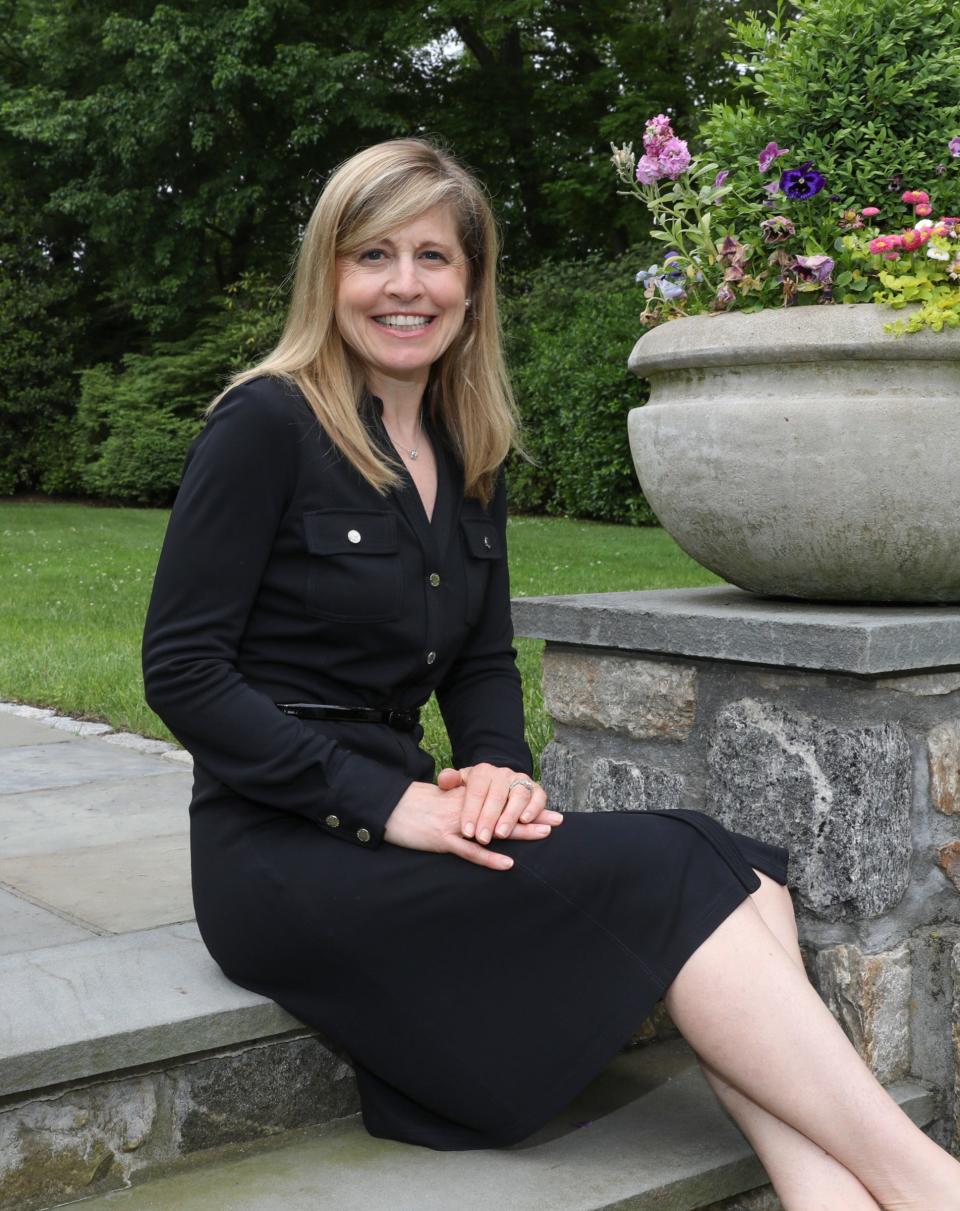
[512,587,960,1152]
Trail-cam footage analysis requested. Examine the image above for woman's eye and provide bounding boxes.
[360,249,385,262]
[421,250,446,262]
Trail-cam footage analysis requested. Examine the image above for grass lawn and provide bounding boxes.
[0,502,720,771]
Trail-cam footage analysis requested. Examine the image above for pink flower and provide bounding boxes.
[861,206,880,217]
[901,189,930,205]
[949,137,960,158]
[658,137,691,179]
[914,203,933,217]
[643,114,674,157]
[758,141,790,173]
[868,235,903,254]
[900,229,927,251]
[883,251,901,260]
[635,155,662,185]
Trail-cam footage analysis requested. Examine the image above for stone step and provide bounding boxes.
[56,1040,935,1211]
[0,923,360,1211]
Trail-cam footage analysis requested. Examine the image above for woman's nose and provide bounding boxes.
[385,254,422,297]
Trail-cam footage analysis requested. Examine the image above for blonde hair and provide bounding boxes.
[210,138,520,503]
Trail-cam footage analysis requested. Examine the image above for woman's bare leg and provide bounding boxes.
[694,873,881,1209]
[663,875,960,1211]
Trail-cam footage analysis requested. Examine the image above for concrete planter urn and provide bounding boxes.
[627,303,960,603]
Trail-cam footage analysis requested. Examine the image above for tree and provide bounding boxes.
[0,0,770,495]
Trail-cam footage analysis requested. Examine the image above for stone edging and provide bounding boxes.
[0,700,192,765]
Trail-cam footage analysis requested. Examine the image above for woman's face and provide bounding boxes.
[334,204,470,394]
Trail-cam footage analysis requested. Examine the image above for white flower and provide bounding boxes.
[915,219,935,231]
[926,242,951,260]
[610,142,636,178]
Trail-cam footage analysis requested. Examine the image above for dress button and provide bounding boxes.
[356,827,371,843]
[347,529,361,544]
[426,650,437,665]
[325,814,340,829]
[428,572,440,587]
[483,535,492,549]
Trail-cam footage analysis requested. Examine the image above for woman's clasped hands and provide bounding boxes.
[384,762,563,871]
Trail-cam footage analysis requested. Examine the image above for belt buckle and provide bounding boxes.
[387,709,415,732]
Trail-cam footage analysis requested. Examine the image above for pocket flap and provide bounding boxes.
[304,510,398,556]
[461,517,501,559]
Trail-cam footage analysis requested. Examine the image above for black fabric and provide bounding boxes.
[143,373,790,1151]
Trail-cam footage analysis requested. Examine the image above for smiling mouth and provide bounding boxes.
[373,315,436,330]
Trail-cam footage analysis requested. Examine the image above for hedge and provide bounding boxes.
[2,255,654,520]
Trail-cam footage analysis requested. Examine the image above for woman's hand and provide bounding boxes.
[436,763,562,846]
[384,780,554,871]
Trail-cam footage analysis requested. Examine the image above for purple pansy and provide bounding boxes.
[795,254,835,283]
[779,161,827,200]
[760,215,796,244]
[714,170,730,188]
[949,137,960,158]
[758,141,790,173]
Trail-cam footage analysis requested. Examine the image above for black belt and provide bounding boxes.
[276,702,421,732]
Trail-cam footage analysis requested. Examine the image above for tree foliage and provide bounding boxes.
[0,0,765,497]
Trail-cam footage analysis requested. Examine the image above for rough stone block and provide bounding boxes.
[815,942,912,1084]
[937,842,960,893]
[542,650,697,741]
[954,943,960,1156]
[169,1034,358,1154]
[885,672,960,697]
[584,756,683,813]
[707,700,912,921]
[929,719,960,816]
[539,740,579,812]
[628,1001,679,1046]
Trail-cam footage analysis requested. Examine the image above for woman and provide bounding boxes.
[142,139,960,1209]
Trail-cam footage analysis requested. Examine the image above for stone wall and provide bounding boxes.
[537,643,960,1149]
[0,1031,359,1211]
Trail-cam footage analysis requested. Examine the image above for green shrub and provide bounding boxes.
[73,274,286,504]
[502,250,654,525]
[699,0,960,220]
[0,190,84,497]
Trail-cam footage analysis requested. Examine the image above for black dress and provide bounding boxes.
[142,374,789,1151]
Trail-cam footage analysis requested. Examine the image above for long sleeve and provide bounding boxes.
[141,379,413,848]
[435,471,533,776]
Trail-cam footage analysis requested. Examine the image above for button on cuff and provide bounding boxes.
[356,827,371,843]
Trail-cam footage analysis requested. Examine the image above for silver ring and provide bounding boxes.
[508,778,535,793]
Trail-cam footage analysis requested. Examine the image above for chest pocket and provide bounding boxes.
[304,510,402,622]
[460,516,502,626]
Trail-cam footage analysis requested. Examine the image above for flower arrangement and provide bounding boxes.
[611,114,960,333]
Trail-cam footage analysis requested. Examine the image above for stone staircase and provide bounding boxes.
[0,699,944,1211]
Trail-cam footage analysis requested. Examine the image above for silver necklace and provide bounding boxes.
[387,408,423,461]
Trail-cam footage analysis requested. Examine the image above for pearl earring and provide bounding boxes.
[464,298,472,307]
